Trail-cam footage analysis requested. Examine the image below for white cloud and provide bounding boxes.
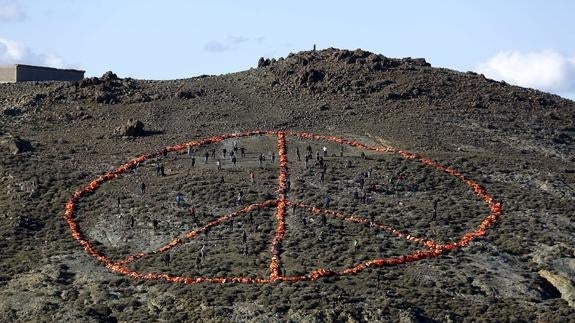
[476,50,575,97]
[0,37,64,68]
[204,40,231,52]
[0,2,25,22]
[204,35,250,52]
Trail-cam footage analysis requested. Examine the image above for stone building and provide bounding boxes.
[0,64,84,83]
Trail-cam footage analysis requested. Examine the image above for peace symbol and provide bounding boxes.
[64,131,501,284]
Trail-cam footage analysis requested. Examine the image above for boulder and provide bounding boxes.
[353,48,369,59]
[114,119,146,137]
[2,107,22,117]
[257,57,271,68]
[1,135,32,154]
[410,58,430,67]
[297,68,325,85]
[101,71,118,82]
[176,90,195,99]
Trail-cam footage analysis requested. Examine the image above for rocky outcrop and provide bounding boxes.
[539,270,575,308]
[257,57,271,68]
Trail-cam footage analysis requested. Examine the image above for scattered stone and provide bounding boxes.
[398,308,428,323]
[297,68,324,85]
[125,91,150,103]
[79,77,101,87]
[94,90,119,104]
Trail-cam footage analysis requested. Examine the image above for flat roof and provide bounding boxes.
[0,64,85,73]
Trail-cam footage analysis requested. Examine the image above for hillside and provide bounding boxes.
[1,48,574,322]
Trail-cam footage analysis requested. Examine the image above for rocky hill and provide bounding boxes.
[1,48,574,322]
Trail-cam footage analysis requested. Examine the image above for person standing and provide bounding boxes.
[323,146,328,157]
[162,253,171,266]
[231,155,237,168]
[140,182,146,194]
[240,147,246,158]
[258,154,264,168]
[324,195,331,208]
[204,151,209,164]
[249,170,255,183]
[200,244,207,261]
[296,147,301,161]
[216,159,222,171]
[191,156,196,168]
[155,162,161,176]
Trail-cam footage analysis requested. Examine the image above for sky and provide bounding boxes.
[1,0,575,100]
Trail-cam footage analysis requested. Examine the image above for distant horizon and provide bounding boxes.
[2,1,574,99]
[3,46,574,102]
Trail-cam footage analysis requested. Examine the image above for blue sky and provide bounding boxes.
[1,0,574,99]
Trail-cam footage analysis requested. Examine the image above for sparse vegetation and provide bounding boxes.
[1,48,574,321]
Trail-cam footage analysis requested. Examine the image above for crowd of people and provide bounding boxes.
[127,139,438,266]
